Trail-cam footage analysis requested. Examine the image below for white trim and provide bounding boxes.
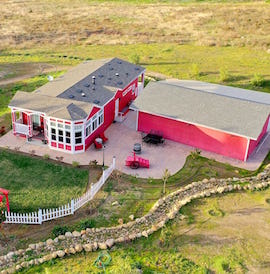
[136,109,257,141]
[136,110,139,131]
[244,138,250,162]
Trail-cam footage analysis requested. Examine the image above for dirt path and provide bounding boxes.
[0,63,71,86]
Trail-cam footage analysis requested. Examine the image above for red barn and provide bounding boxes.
[132,80,270,161]
[9,58,145,153]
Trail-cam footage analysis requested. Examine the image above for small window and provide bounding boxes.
[51,134,56,141]
[50,122,56,127]
[65,131,70,137]
[74,125,82,131]
[66,137,71,144]
[58,123,64,128]
[65,124,71,130]
[75,138,82,144]
[75,132,82,138]
[92,120,97,131]
[75,131,82,145]
[51,128,56,134]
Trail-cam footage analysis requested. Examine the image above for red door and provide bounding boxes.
[22,113,28,125]
[40,116,44,129]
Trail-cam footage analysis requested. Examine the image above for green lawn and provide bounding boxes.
[1,44,270,93]
[0,149,89,212]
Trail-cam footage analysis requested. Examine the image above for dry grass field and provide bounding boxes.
[0,0,270,50]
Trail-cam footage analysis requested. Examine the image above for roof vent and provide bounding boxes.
[84,83,90,87]
[92,86,95,90]
[126,72,129,76]
[109,67,114,71]
[117,60,122,64]
[135,67,140,71]
[92,76,96,85]
[98,74,103,78]
[76,89,83,93]
[93,99,100,104]
[115,72,119,77]
[69,95,74,99]
[117,81,123,85]
[108,77,112,81]
[81,93,86,97]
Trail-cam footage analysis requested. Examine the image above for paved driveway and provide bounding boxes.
[0,110,269,178]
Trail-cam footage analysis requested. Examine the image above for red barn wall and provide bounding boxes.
[138,111,248,161]
[85,99,115,150]
[115,78,138,112]
[247,115,269,158]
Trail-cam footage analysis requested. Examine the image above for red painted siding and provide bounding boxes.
[66,145,71,151]
[85,99,115,150]
[22,112,28,125]
[58,143,64,149]
[51,141,57,147]
[87,106,100,121]
[84,77,140,151]
[75,145,84,151]
[138,111,248,161]
[115,78,138,112]
[247,115,269,158]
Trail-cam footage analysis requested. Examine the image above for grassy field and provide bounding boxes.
[20,187,270,273]
[0,149,90,212]
[1,1,269,49]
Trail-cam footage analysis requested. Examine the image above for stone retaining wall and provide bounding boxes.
[1,165,270,273]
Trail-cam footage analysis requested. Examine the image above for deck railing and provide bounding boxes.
[4,157,116,225]
[14,121,29,136]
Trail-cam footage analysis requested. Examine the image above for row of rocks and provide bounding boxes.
[1,164,270,273]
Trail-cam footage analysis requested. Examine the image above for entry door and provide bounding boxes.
[115,98,119,119]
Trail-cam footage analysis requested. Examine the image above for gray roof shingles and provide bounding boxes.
[57,58,144,106]
[132,81,270,140]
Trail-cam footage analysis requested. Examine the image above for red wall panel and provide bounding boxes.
[115,78,138,112]
[85,99,115,150]
[138,111,248,161]
[247,115,269,158]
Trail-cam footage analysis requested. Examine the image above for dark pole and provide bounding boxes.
[102,145,105,169]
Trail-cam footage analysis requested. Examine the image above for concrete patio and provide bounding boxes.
[0,110,269,178]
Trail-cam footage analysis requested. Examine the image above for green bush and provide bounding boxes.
[129,53,140,65]
[219,68,231,82]
[189,63,201,78]
[78,219,96,230]
[250,74,265,87]
[72,161,80,167]
[52,225,69,237]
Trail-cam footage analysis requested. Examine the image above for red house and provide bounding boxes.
[132,80,270,161]
[9,58,145,153]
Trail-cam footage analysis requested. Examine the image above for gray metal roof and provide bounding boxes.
[166,79,270,105]
[57,58,145,106]
[132,81,270,140]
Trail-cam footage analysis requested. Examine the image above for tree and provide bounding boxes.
[162,168,171,195]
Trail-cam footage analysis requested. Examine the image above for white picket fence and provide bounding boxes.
[4,157,116,225]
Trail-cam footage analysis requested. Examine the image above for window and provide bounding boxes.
[51,128,56,141]
[32,114,40,125]
[65,131,70,144]
[75,131,82,144]
[85,109,104,138]
[58,129,64,142]
[58,123,63,128]
[50,122,56,127]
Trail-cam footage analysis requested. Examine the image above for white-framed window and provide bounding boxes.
[75,131,82,144]
[32,114,40,126]
[85,109,104,138]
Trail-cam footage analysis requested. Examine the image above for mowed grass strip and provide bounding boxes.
[0,149,89,212]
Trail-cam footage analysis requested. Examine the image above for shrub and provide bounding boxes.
[219,68,231,82]
[52,225,69,237]
[250,74,265,87]
[189,63,201,78]
[79,219,96,230]
[72,161,80,167]
[43,154,50,160]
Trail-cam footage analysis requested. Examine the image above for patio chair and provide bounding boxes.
[99,132,108,143]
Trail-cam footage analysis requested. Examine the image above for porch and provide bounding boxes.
[11,110,46,143]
